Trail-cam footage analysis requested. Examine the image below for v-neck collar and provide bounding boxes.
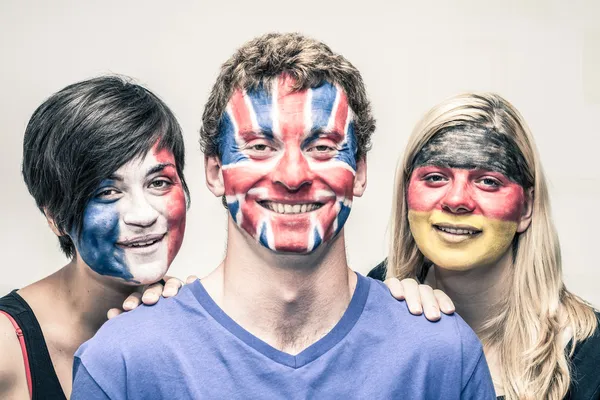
[189,272,370,369]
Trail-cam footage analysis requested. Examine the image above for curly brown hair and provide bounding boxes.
[200,32,376,160]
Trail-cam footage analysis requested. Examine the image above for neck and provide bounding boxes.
[202,218,356,355]
[39,258,142,337]
[425,250,513,335]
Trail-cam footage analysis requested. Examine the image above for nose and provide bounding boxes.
[122,190,159,228]
[271,147,313,191]
[441,176,476,214]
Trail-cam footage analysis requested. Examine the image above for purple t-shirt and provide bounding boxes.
[72,273,495,399]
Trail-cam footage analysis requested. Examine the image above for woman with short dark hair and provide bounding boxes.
[0,76,189,399]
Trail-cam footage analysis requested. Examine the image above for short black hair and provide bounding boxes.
[22,75,190,258]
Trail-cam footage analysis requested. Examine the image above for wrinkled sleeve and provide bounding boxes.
[71,356,111,400]
[460,350,496,399]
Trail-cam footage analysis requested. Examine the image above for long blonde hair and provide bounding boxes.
[388,93,597,399]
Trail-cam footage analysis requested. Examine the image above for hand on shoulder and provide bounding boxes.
[383,277,456,321]
[107,275,199,319]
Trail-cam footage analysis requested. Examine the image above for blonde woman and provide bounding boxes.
[369,93,600,399]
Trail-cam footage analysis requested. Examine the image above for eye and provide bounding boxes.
[251,144,269,151]
[305,140,338,161]
[423,174,448,183]
[245,141,277,158]
[94,188,121,201]
[148,178,173,193]
[307,144,336,152]
[477,177,502,187]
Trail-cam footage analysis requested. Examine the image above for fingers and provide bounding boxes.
[107,308,123,320]
[418,285,441,321]
[122,292,143,311]
[384,278,405,300]
[186,275,199,284]
[399,278,423,315]
[433,289,455,315]
[141,283,163,305]
[162,277,184,298]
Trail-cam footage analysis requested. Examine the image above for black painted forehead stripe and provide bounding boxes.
[412,126,530,187]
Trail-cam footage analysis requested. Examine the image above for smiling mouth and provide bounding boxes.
[258,201,324,215]
[117,233,166,248]
[433,224,482,236]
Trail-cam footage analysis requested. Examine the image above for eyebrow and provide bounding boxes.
[146,163,176,176]
[237,128,274,140]
[302,129,343,146]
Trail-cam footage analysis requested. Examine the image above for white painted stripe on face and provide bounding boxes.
[226,104,241,147]
[327,86,341,133]
[343,107,354,148]
[304,87,313,136]
[246,187,269,198]
[314,189,336,201]
[271,78,281,139]
[306,159,357,175]
[242,89,261,133]
[221,153,283,171]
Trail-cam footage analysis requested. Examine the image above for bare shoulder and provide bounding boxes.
[0,314,29,399]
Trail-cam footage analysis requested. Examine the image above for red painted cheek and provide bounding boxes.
[166,186,186,264]
[318,168,355,197]
[223,168,267,196]
[407,177,443,212]
[475,184,525,221]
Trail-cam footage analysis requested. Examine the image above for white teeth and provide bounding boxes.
[261,202,322,214]
[126,239,159,247]
[437,226,479,235]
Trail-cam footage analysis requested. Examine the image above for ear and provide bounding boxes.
[205,155,225,197]
[517,187,534,233]
[43,208,62,236]
[353,157,367,197]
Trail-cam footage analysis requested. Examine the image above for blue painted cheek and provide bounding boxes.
[246,85,274,136]
[335,122,357,171]
[228,198,240,224]
[73,200,133,281]
[310,82,337,131]
[218,113,248,166]
[335,201,352,236]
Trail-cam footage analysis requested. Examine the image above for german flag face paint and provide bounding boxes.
[407,126,529,271]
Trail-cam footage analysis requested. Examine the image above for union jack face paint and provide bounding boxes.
[72,145,186,284]
[218,75,357,254]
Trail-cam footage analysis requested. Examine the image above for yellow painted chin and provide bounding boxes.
[408,209,517,271]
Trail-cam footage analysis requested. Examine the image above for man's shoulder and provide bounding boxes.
[364,277,482,352]
[76,283,202,361]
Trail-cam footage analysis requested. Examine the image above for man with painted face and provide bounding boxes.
[0,76,188,399]
[72,33,495,399]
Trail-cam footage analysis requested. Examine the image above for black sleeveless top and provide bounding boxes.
[368,261,600,399]
[0,290,66,400]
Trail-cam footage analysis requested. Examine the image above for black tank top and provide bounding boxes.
[0,290,66,400]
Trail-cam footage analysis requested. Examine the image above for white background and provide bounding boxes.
[1,0,598,307]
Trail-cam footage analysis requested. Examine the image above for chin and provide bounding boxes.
[127,262,169,285]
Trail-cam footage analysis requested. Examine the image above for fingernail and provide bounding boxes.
[124,301,135,309]
[143,293,157,302]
